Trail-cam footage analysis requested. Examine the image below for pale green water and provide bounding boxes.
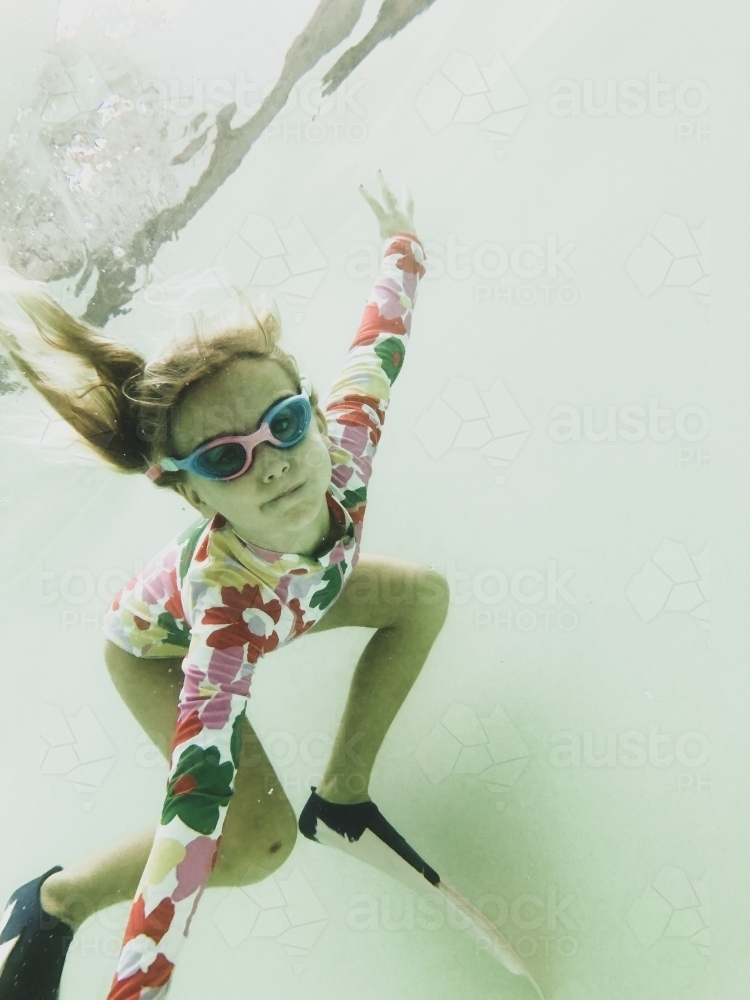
[0,1,743,998]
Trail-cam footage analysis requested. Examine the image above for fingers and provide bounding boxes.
[360,169,417,239]
[377,168,399,211]
[361,171,413,212]
[358,183,385,221]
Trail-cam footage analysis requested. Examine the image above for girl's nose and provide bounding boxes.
[256,442,291,481]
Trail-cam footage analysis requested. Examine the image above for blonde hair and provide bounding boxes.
[0,271,319,489]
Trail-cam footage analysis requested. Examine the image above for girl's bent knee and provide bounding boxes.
[212,811,298,887]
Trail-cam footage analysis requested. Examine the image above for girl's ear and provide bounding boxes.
[172,479,218,520]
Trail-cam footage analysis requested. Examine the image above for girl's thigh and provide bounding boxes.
[103,640,295,838]
[306,552,448,633]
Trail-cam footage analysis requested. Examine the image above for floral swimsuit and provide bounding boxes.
[102,232,426,999]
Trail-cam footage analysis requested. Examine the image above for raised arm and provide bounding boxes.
[324,171,427,490]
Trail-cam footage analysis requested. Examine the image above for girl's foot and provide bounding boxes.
[298,785,440,890]
[0,866,74,999]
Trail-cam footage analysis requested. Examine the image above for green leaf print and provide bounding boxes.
[178,517,209,585]
[342,486,367,509]
[156,611,191,650]
[310,562,347,610]
[374,336,405,385]
[230,710,245,769]
[162,744,234,835]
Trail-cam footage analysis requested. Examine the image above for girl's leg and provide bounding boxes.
[40,642,298,930]
[305,554,450,804]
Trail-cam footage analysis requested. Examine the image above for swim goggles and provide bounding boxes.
[146,376,313,482]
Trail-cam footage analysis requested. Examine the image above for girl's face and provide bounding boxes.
[171,356,334,553]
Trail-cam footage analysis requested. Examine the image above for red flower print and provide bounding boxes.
[202,584,283,658]
[354,302,407,346]
[327,394,384,433]
[121,894,175,947]
[108,953,175,1000]
[288,597,316,640]
[393,244,426,278]
[164,567,185,620]
[171,710,204,752]
[172,773,199,796]
[194,533,210,563]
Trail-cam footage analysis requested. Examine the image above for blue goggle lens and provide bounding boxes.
[194,397,311,480]
[196,442,247,479]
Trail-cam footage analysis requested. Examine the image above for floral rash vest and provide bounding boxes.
[102,232,426,999]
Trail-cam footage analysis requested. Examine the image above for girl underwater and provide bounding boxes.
[0,172,543,1000]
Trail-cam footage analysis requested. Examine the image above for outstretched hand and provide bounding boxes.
[359,169,417,241]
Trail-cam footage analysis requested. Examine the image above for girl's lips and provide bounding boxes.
[268,482,304,503]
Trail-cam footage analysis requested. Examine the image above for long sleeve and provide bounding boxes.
[105,571,275,999]
[324,231,426,517]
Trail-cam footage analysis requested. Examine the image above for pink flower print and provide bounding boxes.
[352,453,372,483]
[375,275,411,321]
[174,837,218,902]
[341,423,370,459]
[179,655,251,729]
[331,465,355,489]
[141,565,185,622]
